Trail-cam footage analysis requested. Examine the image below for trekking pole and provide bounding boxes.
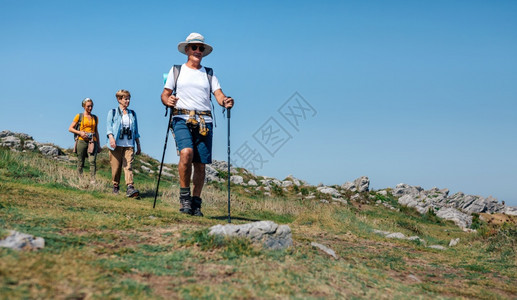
[227,107,231,223]
[153,107,173,209]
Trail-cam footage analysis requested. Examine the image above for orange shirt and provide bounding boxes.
[73,114,97,141]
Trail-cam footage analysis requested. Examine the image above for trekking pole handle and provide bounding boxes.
[224,96,231,118]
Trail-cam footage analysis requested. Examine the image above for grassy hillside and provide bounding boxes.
[0,146,516,299]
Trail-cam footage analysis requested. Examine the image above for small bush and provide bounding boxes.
[422,208,443,225]
[397,220,423,235]
[471,213,482,229]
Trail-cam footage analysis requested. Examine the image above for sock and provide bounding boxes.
[180,187,191,197]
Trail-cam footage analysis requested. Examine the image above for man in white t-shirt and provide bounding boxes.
[161,32,234,217]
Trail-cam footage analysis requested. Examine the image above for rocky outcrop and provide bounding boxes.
[393,183,513,228]
[342,176,370,193]
[209,221,293,250]
[448,193,505,214]
[0,130,64,157]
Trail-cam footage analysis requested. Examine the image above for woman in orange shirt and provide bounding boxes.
[68,98,101,179]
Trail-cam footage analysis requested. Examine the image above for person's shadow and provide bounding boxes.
[209,216,262,222]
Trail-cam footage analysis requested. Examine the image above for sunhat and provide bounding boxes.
[177,32,213,57]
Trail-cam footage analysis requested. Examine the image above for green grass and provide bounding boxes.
[0,146,516,299]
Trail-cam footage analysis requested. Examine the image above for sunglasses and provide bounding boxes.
[190,45,205,52]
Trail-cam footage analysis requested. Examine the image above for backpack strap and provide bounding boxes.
[164,65,182,117]
[204,66,217,127]
[173,65,182,95]
[204,67,213,96]
[92,114,98,130]
[74,113,84,140]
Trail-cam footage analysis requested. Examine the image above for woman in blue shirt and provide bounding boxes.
[106,89,141,197]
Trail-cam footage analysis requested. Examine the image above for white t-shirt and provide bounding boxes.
[164,64,221,122]
[116,113,133,147]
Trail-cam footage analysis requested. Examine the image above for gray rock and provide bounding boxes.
[209,221,293,250]
[281,180,293,188]
[350,194,362,202]
[24,141,37,150]
[38,145,61,156]
[386,232,407,239]
[449,238,460,247]
[341,181,355,191]
[373,229,391,236]
[407,274,422,283]
[311,242,338,259]
[428,245,447,250]
[230,175,244,185]
[247,179,258,186]
[504,206,517,216]
[393,183,511,228]
[1,135,21,148]
[211,160,237,174]
[0,230,45,250]
[398,194,431,214]
[354,176,370,192]
[341,176,369,192]
[392,183,424,197]
[317,186,341,197]
[435,207,472,229]
[205,164,222,182]
[141,165,153,173]
[285,175,303,186]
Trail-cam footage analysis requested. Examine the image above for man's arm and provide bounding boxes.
[213,89,234,109]
[161,88,179,107]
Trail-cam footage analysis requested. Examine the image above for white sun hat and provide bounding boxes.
[177,32,213,57]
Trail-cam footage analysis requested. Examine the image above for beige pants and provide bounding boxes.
[109,147,134,186]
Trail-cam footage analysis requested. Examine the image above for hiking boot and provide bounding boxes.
[126,185,139,198]
[191,196,204,217]
[179,194,192,215]
[113,185,120,195]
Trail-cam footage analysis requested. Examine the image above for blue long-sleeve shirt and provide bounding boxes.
[106,108,140,150]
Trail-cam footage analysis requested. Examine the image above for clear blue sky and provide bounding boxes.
[1,0,516,206]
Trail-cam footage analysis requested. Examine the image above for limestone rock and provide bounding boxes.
[317,186,341,197]
[354,176,370,192]
[209,221,293,250]
[435,207,472,229]
[449,238,460,247]
[205,164,222,182]
[428,245,447,250]
[341,176,370,192]
[0,230,45,250]
[230,175,244,185]
[386,232,406,239]
[311,242,338,259]
[281,180,293,188]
